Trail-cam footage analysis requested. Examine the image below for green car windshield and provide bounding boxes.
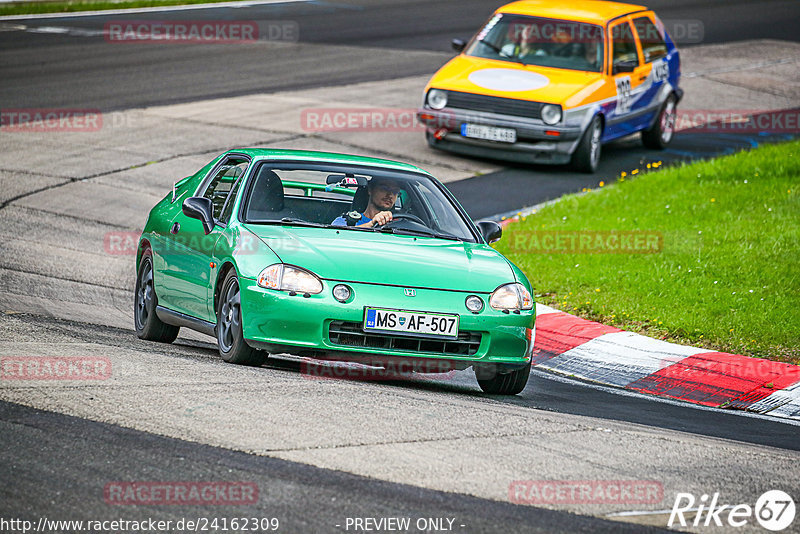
[465,13,604,73]
[241,163,478,242]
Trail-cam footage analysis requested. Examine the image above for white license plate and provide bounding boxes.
[461,123,517,143]
[364,308,459,339]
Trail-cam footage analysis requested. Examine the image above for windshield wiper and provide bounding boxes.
[384,227,463,241]
[252,218,328,228]
[283,218,329,228]
[432,232,464,241]
[476,39,523,65]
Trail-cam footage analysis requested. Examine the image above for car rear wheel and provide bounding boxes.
[642,94,677,149]
[134,249,180,343]
[475,362,531,395]
[217,270,265,366]
[571,115,602,173]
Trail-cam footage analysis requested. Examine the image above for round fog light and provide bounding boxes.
[333,284,352,302]
[465,295,484,313]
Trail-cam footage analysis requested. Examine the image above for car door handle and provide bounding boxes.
[638,74,647,81]
[170,222,180,234]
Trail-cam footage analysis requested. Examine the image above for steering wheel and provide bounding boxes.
[376,213,427,228]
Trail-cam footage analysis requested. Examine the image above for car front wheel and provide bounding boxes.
[217,270,265,366]
[571,115,602,173]
[475,362,531,395]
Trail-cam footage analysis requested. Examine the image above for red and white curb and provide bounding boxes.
[532,304,800,420]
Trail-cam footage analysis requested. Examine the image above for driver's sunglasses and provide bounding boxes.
[375,184,401,195]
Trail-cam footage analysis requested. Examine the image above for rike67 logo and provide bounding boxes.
[669,490,795,531]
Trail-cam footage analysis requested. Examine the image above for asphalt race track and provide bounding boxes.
[1,1,800,533]
[2,0,798,217]
[2,0,799,110]
[0,400,663,534]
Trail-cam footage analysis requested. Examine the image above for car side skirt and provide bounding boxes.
[156,306,216,337]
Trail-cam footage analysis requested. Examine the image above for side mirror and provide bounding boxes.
[612,60,637,74]
[182,197,215,235]
[476,220,502,244]
[451,38,466,53]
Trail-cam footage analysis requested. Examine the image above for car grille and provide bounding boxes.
[446,90,544,120]
[328,321,482,356]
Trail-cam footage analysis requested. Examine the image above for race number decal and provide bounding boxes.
[652,60,669,83]
[616,76,632,114]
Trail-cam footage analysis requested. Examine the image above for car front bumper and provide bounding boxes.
[239,277,535,370]
[417,107,584,165]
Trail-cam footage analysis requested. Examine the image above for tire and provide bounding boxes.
[216,269,265,366]
[134,249,179,343]
[571,115,603,173]
[642,94,677,149]
[475,362,531,395]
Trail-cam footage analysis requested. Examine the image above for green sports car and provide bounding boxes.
[135,149,536,394]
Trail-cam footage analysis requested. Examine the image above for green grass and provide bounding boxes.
[496,140,800,363]
[0,0,242,17]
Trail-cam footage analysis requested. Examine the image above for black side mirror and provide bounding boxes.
[451,38,466,53]
[476,220,502,244]
[612,60,637,74]
[182,197,215,235]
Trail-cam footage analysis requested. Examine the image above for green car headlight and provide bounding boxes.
[490,283,533,311]
[257,264,323,294]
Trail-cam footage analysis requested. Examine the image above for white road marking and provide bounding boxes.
[0,0,310,21]
[606,505,738,517]
[532,368,800,426]
[542,331,706,387]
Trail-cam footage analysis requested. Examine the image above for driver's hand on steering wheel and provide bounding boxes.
[368,210,393,227]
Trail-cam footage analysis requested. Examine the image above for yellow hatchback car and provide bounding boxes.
[417,0,682,173]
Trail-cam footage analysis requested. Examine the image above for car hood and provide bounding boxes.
[242,224,515,293]
[429,55,603,107]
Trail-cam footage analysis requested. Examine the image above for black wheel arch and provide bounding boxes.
[136,239,152,274]
[213,261,237,315]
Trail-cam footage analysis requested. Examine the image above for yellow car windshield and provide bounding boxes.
[466,14,604,73]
